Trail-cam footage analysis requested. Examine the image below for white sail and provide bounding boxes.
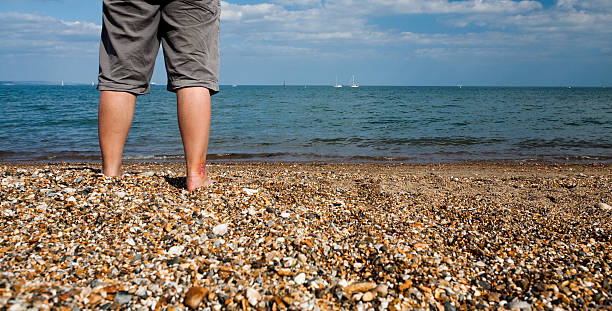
[334,76,342,88]
[351,75,359,88]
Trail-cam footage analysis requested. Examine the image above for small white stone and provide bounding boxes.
[66,196,76,202]
[242,188,259,195]
[167,245,183,257]
[115,191,127,198]
[126,238,136,246]
[246,288,261,306]
[282,256,296,268]
[297,253,307,263]
[294,272,306,285]
[597,202,612,211]
[507,299,531,311]
[7,302,26,311]
[135,286,148,298]
[213,224,228,236]
[280,212,291,218]
[63,187,76,193]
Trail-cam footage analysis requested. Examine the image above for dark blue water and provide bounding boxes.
[1,84,611,163]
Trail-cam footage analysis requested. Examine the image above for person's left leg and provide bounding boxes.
[176,87,214,191]
[161,0,220,190]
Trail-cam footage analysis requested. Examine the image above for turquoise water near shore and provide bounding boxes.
[0,85,611,163]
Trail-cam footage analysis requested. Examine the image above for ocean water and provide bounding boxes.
[1,84,611,163]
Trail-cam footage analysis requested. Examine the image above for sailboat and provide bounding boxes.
[61,80,64,87]
[333,76,342,88]
[350,75,359,88]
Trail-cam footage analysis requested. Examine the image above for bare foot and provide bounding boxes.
[186,174,215,191]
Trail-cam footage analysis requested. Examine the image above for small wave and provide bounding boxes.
[516,138,612,149]
[311,137,507,147]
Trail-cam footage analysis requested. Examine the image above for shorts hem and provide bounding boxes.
[168,80,219,95]
[97,83,149,96]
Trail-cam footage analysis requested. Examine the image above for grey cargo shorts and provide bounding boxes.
[98,0,220,95]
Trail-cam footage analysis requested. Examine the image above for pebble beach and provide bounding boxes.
[1,162,611,310]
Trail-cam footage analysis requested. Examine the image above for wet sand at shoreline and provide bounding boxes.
[1,162,611,310]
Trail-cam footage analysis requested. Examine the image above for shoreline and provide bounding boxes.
[1,162,611,310]
[2,153,612,165]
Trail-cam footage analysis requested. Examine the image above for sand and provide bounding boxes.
[1,162,611,310]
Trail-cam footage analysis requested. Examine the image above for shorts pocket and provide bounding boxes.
[163,0,219,28]
[180,0,220,16]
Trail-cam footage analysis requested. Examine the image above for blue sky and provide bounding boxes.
[0,0,610,86]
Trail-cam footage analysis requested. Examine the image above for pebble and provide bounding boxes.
[297,253,307,263]
[242,187,258,195]
[246,288,261,306]
[7,303,26,311]
[475,261,486,268]
[294,272,306,285]
[375,284,388,297]
[444,302,457,311]
[167,245,183,257]
[344,282,377,294]
[0,162,610,310]
[184,286,208,310]
[114,293,132,305]
[362,291,376,302]
[135,286,148,298]
[212,223,228,236]
[115,191,127,198]
[277,268,293,276]
[507,299,532,311]
[598,202,612,210]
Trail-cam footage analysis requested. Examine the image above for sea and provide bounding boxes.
[1,84,611,163]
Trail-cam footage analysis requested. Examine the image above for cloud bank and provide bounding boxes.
[0,0,610,84]
[0,12,100,56]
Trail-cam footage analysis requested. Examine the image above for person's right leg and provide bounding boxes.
[98,91,136,176]
[176,87,214,191]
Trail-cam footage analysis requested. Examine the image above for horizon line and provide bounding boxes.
[0,81,608,88]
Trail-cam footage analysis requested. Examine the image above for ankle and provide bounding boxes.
[102,167,122,177]
[187,171,207,178]
[187,162,207,177]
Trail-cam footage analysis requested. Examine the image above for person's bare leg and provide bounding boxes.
[98,91,136,176]
[177,87,214,191]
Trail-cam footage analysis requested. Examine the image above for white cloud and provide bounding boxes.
[324,0,542,15]
[2,0,611,64]
[0,12,100,56]
[271,0,321,8]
